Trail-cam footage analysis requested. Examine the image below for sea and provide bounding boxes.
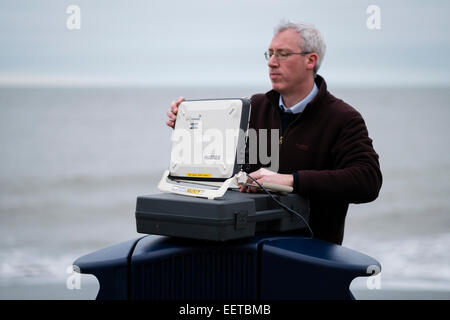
[0,85,449,300]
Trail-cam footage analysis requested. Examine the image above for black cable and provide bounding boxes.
[247,173,314,238]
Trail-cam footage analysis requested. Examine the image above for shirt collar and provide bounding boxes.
[279,82,319,114]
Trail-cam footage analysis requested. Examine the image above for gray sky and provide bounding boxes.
[1,0,449,87]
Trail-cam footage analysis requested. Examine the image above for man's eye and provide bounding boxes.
[279,52,289,57]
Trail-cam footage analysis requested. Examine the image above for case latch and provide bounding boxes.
[234,211,248,230]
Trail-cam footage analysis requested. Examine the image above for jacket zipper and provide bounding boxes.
[278,114,302,145]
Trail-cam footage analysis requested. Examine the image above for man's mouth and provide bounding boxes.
[270,72,281,80]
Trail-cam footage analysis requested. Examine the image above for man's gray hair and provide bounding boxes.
[274,20,326,75]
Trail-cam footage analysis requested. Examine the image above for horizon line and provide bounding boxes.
[0,75,449,89]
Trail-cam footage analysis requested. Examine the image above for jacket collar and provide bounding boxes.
[265,74,327,113]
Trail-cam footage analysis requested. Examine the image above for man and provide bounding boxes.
[166,21,382,245]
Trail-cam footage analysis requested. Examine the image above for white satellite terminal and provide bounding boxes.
[158,98,293,199]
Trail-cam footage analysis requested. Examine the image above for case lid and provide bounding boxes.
[169,98,250,180]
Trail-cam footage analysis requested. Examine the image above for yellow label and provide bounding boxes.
[187,188,202,194]
[187,173,212,178]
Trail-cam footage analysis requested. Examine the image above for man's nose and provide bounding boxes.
[268,55,279,68]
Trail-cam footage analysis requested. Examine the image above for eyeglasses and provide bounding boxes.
[264,50,312,61]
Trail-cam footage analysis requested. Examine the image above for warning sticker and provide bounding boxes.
[187,173,212,178]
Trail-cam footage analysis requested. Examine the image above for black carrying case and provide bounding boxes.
[135,190,310,241]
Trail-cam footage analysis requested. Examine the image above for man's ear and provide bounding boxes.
[306,53,318,72]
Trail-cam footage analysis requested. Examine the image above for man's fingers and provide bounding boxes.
[247,168,277,186]
[247,173,260,185]
[248,169,263,181]
[247,186,258,193]
[166,97,184,129]
[167,110,176,120]
[238,182,260,193]
[176,96,185,104]
[171,102,178,114]
[171,97,185,113]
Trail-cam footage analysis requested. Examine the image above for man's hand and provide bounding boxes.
[166,96,185,129]
[238,168,294,193]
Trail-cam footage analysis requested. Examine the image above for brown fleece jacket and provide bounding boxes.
[248,75,382,245]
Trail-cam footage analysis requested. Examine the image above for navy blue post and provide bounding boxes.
[260,238,380,299]
[73,237,143,300]
[74,235,380,300]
